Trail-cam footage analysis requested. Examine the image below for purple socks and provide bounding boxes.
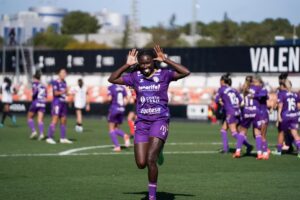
[109,131,120,148]
[255,135,262,154]
[235,133,245,151]
[220,129,229,152]
[60,125,66,139]
[115,129,125,137]
[47,123,55,139]
[38,122,44,135]
[276,144,283,152]
[27,119,36,132]
[262,140,268,152]
[148,182,157,200]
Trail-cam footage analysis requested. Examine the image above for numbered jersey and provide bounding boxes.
[52,79,67,103]
[216,85,241,116]
[32,81,47,103]
[278,90,300,118]
[242,86,259,117]
[108,84,127,113]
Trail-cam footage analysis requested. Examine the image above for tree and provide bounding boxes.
[32,27,75,49]
[61,11,100,36]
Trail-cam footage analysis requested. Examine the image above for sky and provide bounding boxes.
[0,0,299,26]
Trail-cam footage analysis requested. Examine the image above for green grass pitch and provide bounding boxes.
[0,116,300,200]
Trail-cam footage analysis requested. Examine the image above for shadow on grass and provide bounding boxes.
[124,191,195,200]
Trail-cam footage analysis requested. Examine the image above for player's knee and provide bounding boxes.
[136,160,147,169]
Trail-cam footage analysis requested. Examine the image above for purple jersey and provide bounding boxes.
[216,86,241,116]
[108,84,127,113]
[29,81,47,113]
[52,79,67,103]
[32,81,47,103]
[278,90,300,119]
[122,68,175,121]
[242,85,261,118]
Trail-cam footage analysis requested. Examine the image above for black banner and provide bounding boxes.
[1,45,300,73]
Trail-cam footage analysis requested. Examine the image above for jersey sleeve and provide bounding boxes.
[122,73,135,87]
[165,69,176,83]
[214,89,221,103]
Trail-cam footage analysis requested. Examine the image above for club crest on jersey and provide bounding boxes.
[153,77,159,83]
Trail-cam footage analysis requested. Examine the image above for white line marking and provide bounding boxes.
[0,151,219,158]
[58,142,231,155]
[59,145,113,155]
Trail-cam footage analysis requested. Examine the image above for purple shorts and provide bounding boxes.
[256,110,269,128]
[240,113,260,129]
[51,102,67,117]
[29,101,46,113]
[108,111,124,124]
[134,119,169,144]
[226,114,240,125]
[281,117,299,131]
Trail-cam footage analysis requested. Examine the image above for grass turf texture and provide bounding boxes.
[0,116,300,200]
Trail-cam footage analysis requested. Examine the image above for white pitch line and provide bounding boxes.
[59,145,113,155]
[58,142,230,156]
[0,151,219,158]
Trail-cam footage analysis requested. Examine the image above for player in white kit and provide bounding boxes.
[0,77,17,127]
[71,79,90,132]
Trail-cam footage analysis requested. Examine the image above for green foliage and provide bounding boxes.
[142,15,296,47]
[64,40,109,50]
[61,11,100,35]
[32,27,75,49]
[144,25,182,48]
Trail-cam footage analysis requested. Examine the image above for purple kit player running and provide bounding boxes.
[46,68,72,144]
[108,45,190,200]
[27,71,47,140]
[107,84,131,152]
[277,79,300,158]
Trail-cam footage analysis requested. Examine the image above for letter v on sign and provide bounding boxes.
[250,48,261,72]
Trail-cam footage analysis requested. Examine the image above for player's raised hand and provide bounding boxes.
[126,49,138,66]
[154,45,166,62]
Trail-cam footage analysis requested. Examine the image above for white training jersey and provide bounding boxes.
[72,85,87,109]
[1,82,14,103]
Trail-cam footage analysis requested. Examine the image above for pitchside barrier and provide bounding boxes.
[3,101,298,122]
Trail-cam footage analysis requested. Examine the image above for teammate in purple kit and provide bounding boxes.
[251,76,270,160]
[215,74,252,158]
[273,73,294,155]
[107,84,131,152]
[27,71,47,140]
[276,79,300,158]
[46,68,72,144]
[108,45,190,200]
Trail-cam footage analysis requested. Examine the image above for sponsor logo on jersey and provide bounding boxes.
[138,84,160,91]
[140,107,161,115]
